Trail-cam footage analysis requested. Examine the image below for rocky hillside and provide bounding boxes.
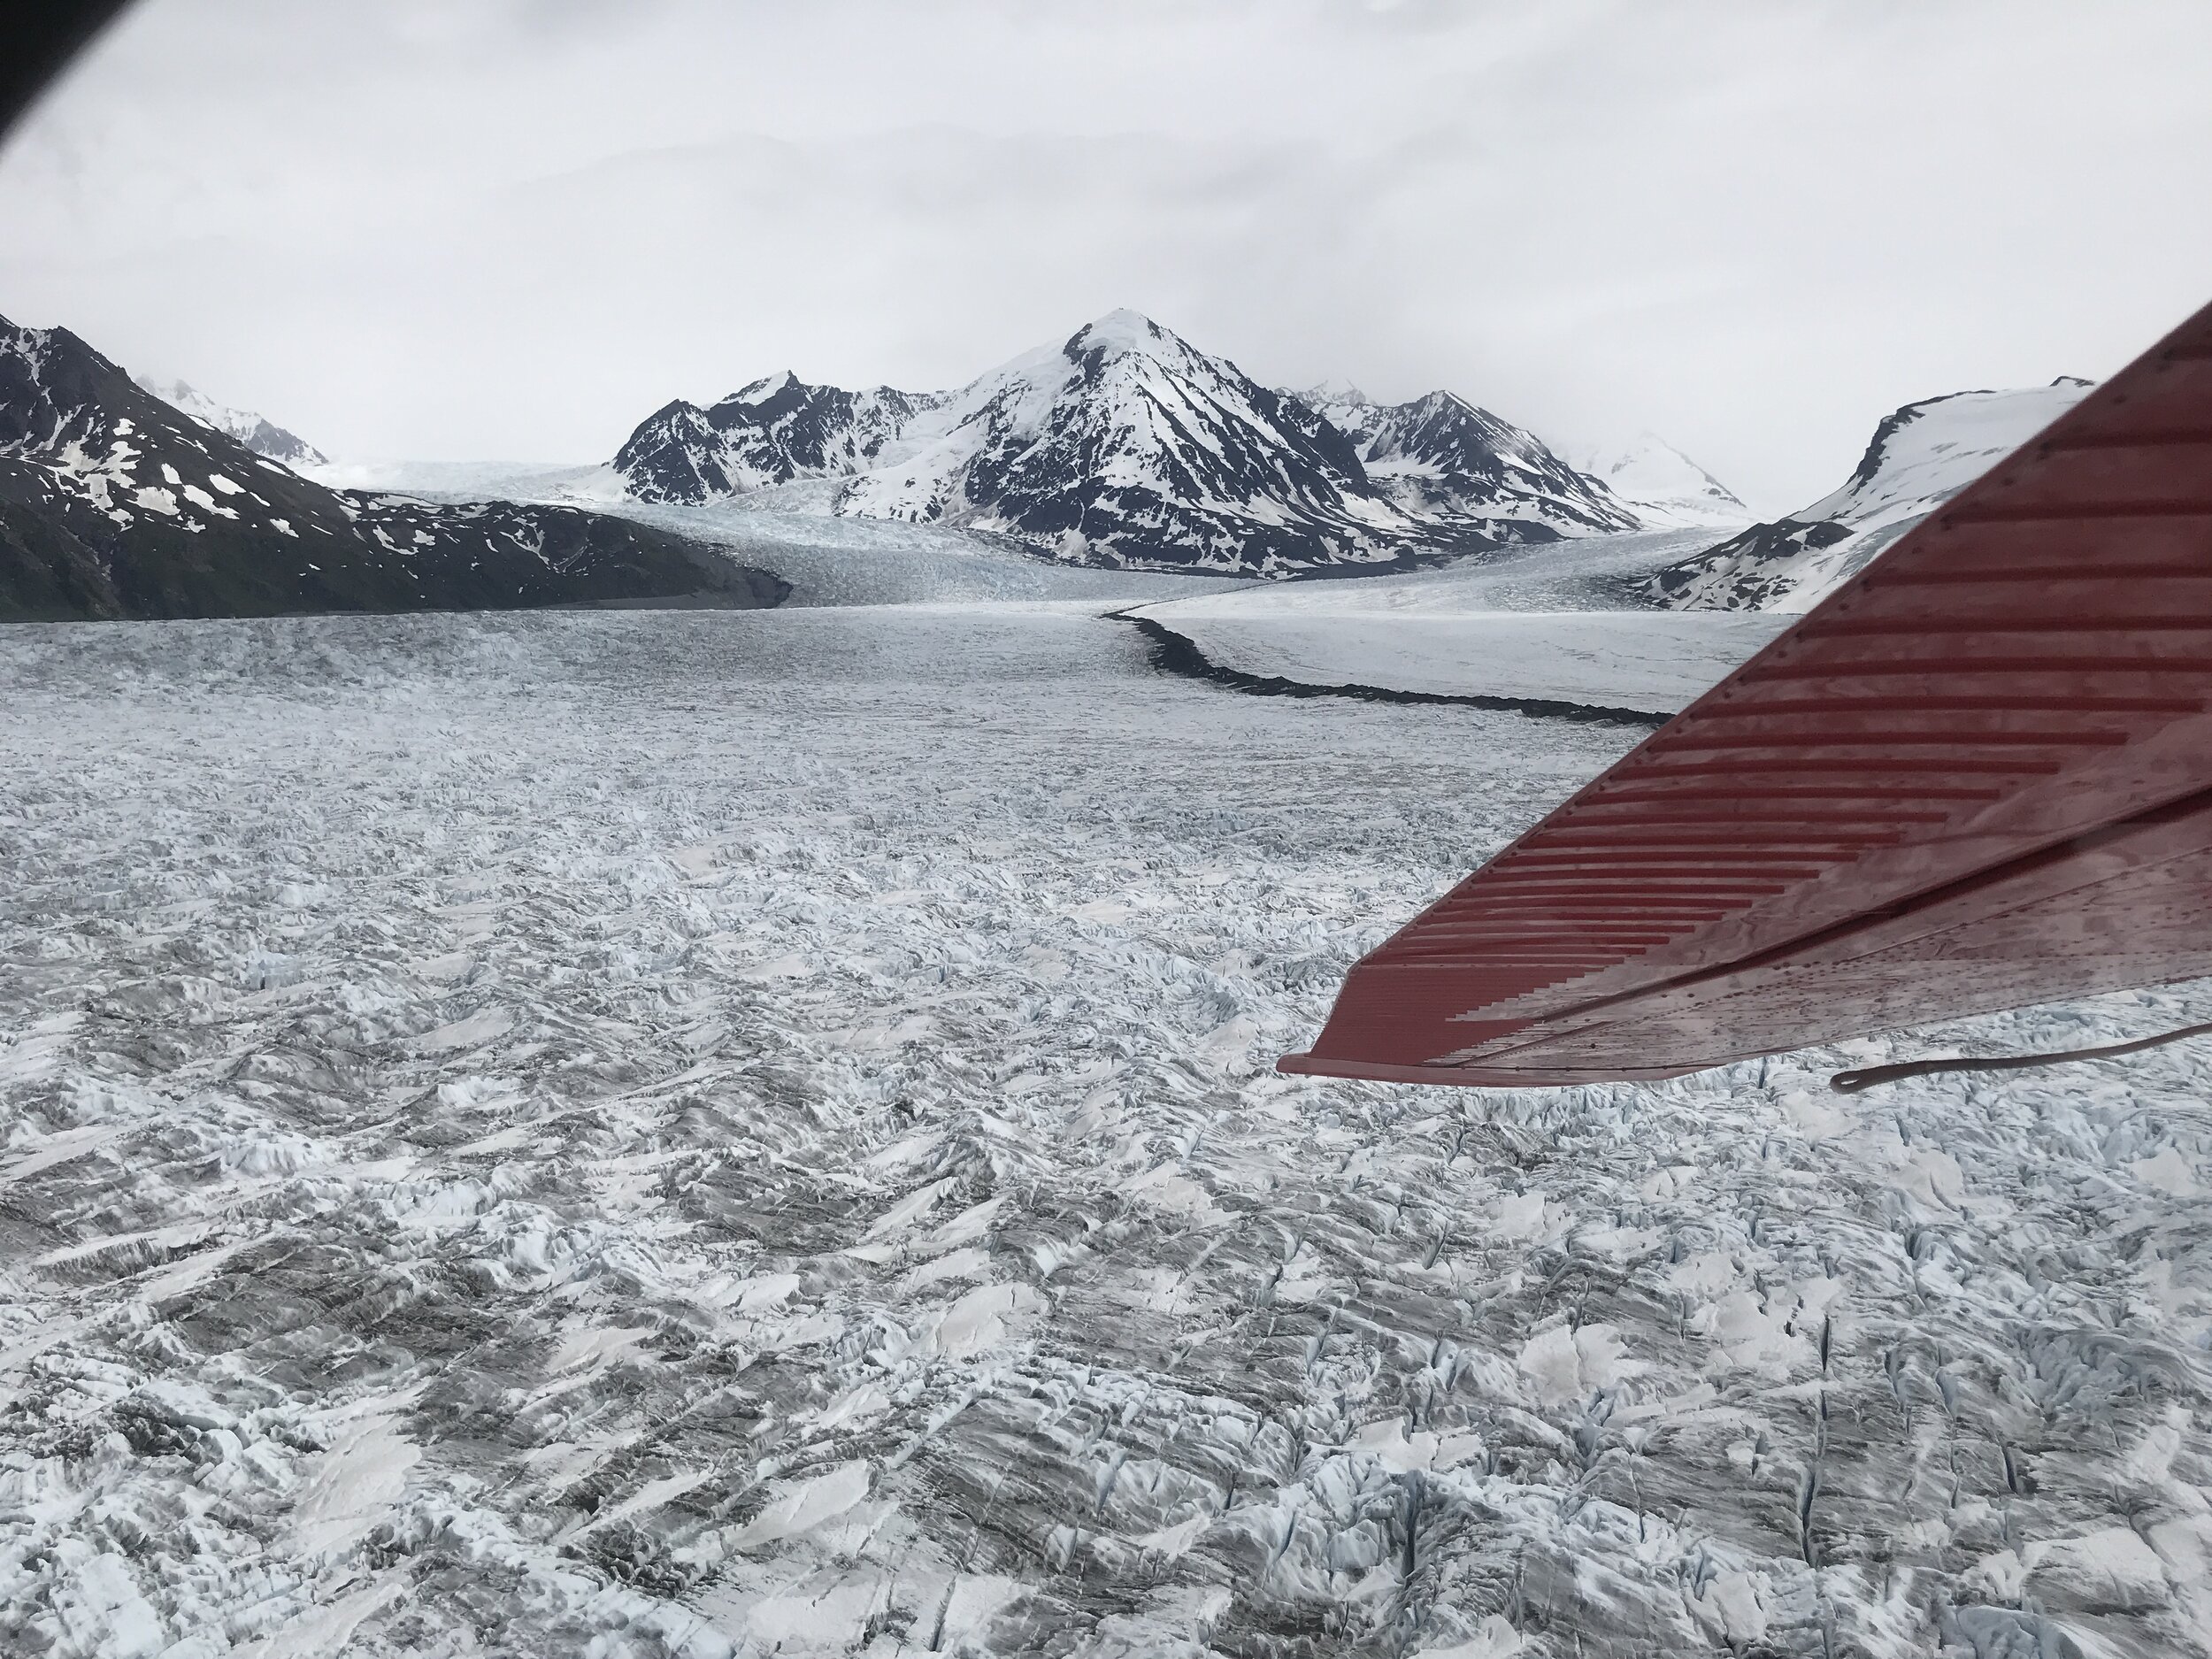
[1,316,786,622]
[1647,380,2093,611]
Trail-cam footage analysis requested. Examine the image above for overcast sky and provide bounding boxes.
[4,0,2209,511]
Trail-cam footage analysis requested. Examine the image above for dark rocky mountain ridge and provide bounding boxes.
[1,316,786,622]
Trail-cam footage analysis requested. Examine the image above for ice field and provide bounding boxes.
[6,546,2212,1657]
[1133,531,1791,717]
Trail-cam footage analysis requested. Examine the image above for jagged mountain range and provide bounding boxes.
[0,316,785,622]
[1647,378,2094,611]
[7,306,1754,609]
[613,311,1737,575]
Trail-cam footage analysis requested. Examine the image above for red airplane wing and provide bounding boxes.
[1281,297,2212,1087]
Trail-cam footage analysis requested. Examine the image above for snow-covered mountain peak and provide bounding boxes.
[1571,434,1747,530]
[133,373,326,466]
[1648,380,2093,611]
[139,374,205,406]
[1064,308,1183,362]
[825,309,1421,573]
[1824,382,2089,525]
[1385,389,1548,459]
[1307,385,1641,540]
[617,370,943,503]
[729,369,800,407]
[611,316,1694,572]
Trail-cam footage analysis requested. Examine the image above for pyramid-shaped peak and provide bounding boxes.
[732,370,800,404]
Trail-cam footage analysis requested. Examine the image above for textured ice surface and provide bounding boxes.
[311,472,1247,611]
[1135,530,1787,713]
[1129,611,1786,716]
[606,501,1242,610]
[5,604,2212,1657]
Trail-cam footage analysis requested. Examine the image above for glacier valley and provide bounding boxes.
[5,534,2212,1658]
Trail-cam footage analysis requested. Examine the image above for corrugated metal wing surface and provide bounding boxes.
[1281,297,2212,1086]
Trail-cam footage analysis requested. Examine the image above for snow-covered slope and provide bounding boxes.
[132,374,327,466]
[1309,389,1642,540]
[1648,380,2093,611]
[1572,434,1747,529]
[611,312,1675,575]
[0,315,782,620]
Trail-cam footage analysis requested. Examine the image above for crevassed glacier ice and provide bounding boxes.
[3,602,2209,1658]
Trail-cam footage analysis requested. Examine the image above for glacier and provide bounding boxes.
[1129,528,1790,717]
[5,540,2212,1656]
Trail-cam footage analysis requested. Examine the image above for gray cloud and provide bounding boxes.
[4,0,2208,511]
